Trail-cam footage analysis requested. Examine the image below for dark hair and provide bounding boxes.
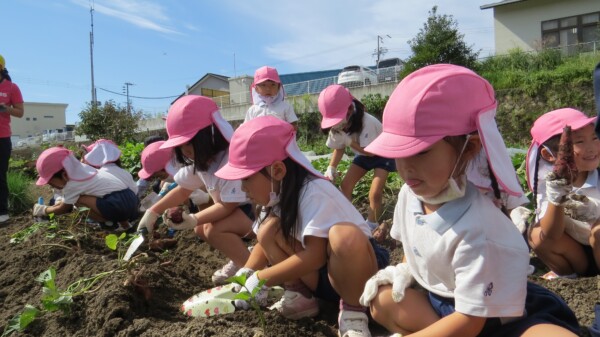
[0,68,11,82]
[52,169,65,180]
[174,124,229,172]
[144,135,164,147]
[345,99,365,135]
[263,157,314,245]
[531,134,560,212]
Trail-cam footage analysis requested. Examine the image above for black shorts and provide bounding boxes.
[353,154,396,172]
[96,188,139,222]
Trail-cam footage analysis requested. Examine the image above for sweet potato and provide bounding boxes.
[166,206,184,224]
[550,126,578,183]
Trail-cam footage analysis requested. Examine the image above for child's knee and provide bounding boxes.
[256,216,280,243]
[328,224,367,253]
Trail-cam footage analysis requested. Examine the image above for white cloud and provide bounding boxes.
[70,0,180,34]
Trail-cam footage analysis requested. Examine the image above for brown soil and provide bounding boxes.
[0,212,598,337]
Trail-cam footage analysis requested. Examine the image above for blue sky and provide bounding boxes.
[4,0,494,124]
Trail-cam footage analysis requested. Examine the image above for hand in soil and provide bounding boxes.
[372,222,390,243]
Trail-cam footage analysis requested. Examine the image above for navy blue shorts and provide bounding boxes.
[352,154,396,172]
[96,188,139,222]
[314,238,390,302]
[239,203,255,221]
[428,282,579,337]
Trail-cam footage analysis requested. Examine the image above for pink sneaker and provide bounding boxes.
[338,310,371,337]
[211,260,240,285]
[270,290,319,320]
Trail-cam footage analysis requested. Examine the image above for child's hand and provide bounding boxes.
[360,266,395,307]
[545,175,572,206]
[563,194,600,223]
[233,272,268,309]
[138,209,160,234]
[32,204,47,217]
[163,210,198,230]
[324,165,338,181]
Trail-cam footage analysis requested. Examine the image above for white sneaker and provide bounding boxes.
[0,214,9,224]
[338,310,371,337]
[269,290,319,320]
[211,260,240,285]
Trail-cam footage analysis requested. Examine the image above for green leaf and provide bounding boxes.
[233,292,251,301]
[226,275,246,285]
[118,232,126,240]
[19,305,40,330]
[105,234,118,250]
[36,267,56,290]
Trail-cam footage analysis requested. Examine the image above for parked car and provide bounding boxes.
[337,65,379,87]
[377,58,403,82]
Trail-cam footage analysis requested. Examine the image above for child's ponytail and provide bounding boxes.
[279,158,314,245]
[487,162,509,216]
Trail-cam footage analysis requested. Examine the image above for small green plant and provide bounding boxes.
[7,170,35,215]
[2,305,39,337]
[119,142,144,176]
[105,232,134,263]
[227,274,268,335]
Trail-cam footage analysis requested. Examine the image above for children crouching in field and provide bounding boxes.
[33,147,139,230]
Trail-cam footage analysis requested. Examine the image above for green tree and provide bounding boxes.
[361,93,389,121]
[76,100,142,144]
[401,6,480,77]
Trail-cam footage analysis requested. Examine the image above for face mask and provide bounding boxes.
[409,135,471,205]
[266,165,280,207]
[331,119,348,132]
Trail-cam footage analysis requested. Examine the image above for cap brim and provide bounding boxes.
[36,176,50,186]
[160,135,192,149]
[365,131,441,159]
[321,116,345,129]
[138,168,152,180]
[215,163,261,181]
[570,117,597,131]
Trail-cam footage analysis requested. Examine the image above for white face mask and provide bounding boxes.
[409,136,470,205]
[259,94,276,105]
[266,165,280,207]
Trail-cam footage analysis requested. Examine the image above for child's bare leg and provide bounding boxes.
[327,223,378,306]
[75,196,106,222]
[520,323,578,337]
[340,164,366,201]
[202,208,253,267]
[591,221,600,270]
[529,226,588,275]
[370,286,439,334]
[367,169,388,223]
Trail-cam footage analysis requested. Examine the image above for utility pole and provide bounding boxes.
[123,82,134,112]
[89,5,97,105]
[374,35,391,67]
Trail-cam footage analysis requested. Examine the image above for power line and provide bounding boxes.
[97,87,180,99]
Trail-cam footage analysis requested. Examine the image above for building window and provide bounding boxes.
[26,117,30,121]
[44,115,54,118]
[542,12,600,53]
[33,117,37,121]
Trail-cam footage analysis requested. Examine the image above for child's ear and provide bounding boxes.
[271,161,287,181]
[540,147,556,163]
[464,134,482,160]
[61,171,69,181]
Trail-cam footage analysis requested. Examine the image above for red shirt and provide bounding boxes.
[0,79,24,137]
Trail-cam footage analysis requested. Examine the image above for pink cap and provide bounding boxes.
[254,66,281,85]
[138,141,175,180]
[525,108,596,189]
[216,116,324,180]
[36,147,71,185]
[161,95,233,149]
[365,64,496,158]
[318,84,354,129]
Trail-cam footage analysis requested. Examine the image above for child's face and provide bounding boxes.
[255,80,279,97]
[179,142,194,160]
[48,173,67,190]
[394,139,461,199]
[152,170,169,180]
[571,124,600,172]
[241,170,272,206]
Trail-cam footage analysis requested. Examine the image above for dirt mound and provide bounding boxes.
[0,214,598,337]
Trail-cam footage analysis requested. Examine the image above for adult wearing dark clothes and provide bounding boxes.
[0,54,24,224]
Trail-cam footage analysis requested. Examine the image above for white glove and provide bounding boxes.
[324,165,338,181]
[563,194,600,223]
[509,206,533,234]
[391,263,415,302]
[137,209,160,234]
[163,210,198,230]
[545,174,572,206]
[233,272,268,309]
[359,266,395,307]
[33,204,47,217]
[235,267,255,278]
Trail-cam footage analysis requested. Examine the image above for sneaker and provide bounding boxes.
[211,260,240,285]
[0,214,9,224]
[269,290,319,320]
[541,270,577,280]
[338,310,371,337]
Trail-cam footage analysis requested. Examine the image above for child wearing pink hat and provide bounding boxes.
[83,139,138,196]
[215,116,389,337]
[244,66,298,128]
[33,147,139,229]
[526,108,600,280]
[359,64,579,337]
[318,84,396,239]
[137,95,254,285]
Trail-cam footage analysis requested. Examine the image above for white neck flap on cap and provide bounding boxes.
[84,141,121,167]
[62,154,97,181]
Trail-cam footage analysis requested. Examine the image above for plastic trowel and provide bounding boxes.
[123,228,147,261]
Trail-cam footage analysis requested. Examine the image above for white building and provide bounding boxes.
[481,0,600,55]
[10,102,68,142]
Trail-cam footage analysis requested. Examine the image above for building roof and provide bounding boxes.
[172,73,229,103]
[480,0,526,10]
[280,69,342,96]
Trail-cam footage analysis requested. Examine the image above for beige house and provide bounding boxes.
[10,102,67,141]
[481,0,600,55]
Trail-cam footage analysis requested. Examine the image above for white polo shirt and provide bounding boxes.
[326,113,382,154]
[244,100,298,124]
[174,150,248,204]
[62,170,128,205]
[100,163,138,195]
[392,182,529,318]
[292,177,371,247]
